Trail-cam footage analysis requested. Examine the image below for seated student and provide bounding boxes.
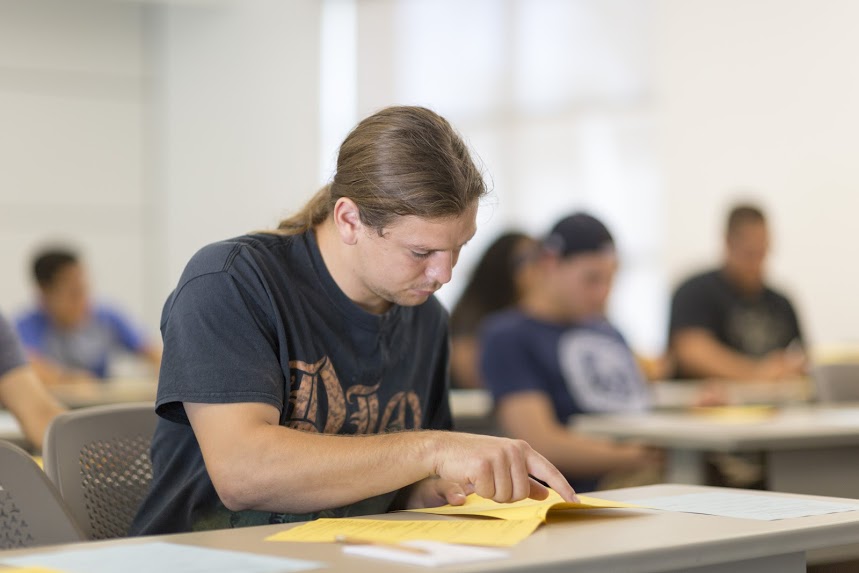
[130,106,576,536]
[449,232,539,389]
[16,248,161,384]
[0,310,65,447]
[480,213,660,493]
[669,204,805,380]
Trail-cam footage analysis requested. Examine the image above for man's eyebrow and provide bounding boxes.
[406,239,471,252]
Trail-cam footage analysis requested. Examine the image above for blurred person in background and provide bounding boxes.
[669,204,806,380]
[0,310,65,448]
[480,213,661,493]
[15,247,161,384]
[449,231,540,389]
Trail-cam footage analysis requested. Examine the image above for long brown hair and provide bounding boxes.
[277,106,486,235]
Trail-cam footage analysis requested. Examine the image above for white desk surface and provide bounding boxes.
[2,484,859,573]
[48,378,157,409]
[450,378,813,423]
[574,404,859,452]
[0,409,25,446]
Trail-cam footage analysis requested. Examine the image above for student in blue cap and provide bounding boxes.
[480,212,662,493]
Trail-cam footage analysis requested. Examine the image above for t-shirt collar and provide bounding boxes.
[303,229,401,331]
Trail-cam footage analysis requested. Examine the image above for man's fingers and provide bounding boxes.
[439,481,467,506]
[525,449,578,502]
[528,477,550,500]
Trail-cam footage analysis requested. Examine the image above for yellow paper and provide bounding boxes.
[266,517,543,547]
[689,405,776,422]
[1,568,63,573]
[406,490,641,521]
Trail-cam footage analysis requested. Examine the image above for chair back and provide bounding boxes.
[43,402,157,540]
[0,440,84,548]
[812,363,859,403]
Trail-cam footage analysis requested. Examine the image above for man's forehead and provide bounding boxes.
[384,211,478,247]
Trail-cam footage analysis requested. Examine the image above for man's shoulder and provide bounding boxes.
[180,233,301,283]
[480,309,534,340]
[15,308,47,332]
[674,269,722,295]
[762,283,797,309]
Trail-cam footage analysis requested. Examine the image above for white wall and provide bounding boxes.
[655,0,859,346]
[150,0,322,302]
[0,0,152,331]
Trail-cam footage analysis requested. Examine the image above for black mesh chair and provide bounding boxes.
[0,440,84,548]
[42,403,157,540]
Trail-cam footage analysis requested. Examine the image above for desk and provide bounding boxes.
[0,409,27,449]
[575,405,859,498]
[650,378,812,409]
[2,484,859,572]
[48,378,157,409]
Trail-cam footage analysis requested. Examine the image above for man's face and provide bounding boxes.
[352,205,478,311]
[552,249,618,321]
[41,263,91,328]
[725,221,769,292]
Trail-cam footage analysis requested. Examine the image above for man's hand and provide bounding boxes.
[402,477,472,510]
[429,432,579,504]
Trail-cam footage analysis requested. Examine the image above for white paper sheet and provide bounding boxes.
[630,492,859,521]
[342,540,508,567]
[1,541,323,573]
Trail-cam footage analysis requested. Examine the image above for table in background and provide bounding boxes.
[0,409,27,449]
[575,404,859,498]
[48,378,157,409]
[3,484,859,572]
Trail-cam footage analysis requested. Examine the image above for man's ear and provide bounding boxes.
[332,197,363,246]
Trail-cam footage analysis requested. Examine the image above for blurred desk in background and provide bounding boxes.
[651,378,813,410]
[48,378,157,409]
[575,404,859,498]
[0,409,27,449]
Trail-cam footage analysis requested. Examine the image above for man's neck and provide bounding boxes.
[519,289,570,324]
[314,220,391,315]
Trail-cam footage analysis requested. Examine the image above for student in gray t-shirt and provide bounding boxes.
[131,106,577,536]
[0,311,65,447]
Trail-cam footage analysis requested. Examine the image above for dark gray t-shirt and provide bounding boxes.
[0,312,27,378]
[669,269,803,378]
[130,231,452,535]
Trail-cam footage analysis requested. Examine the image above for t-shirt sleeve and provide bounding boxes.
[0,313,27,378]
[669,278,720,336]
[479,321,545,402]
[103,307,148,352]
[426,330,453,431]
[155,270,286,424]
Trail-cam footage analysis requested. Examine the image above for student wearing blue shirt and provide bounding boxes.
[480,213,661,493]
[16,249,161,384]
[0,310,65,447]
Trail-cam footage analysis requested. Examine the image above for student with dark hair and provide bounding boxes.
[16,248,161,383]
[130,106,576,536]
[449,231,539,389]
[0,310,65,447]
[480,213,660,493]
[669,203,805,380]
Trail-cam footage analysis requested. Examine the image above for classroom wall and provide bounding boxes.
[0,0,151,332]
[148,0,322,309]
[655,0,859,347]
[2,0,856,351]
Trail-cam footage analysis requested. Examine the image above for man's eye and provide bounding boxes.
[411,251,432,260]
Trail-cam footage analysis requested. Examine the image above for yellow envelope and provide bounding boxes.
[266,516,544,547]
[406,489,641,521]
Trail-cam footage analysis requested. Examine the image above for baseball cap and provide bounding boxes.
[543,212,614,258]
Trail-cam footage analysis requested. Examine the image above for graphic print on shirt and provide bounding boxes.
[558,329,650,413]
[287,356,422,434]
[725,306,792,357]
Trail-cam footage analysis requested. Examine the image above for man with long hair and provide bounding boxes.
[131,106,575,535]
